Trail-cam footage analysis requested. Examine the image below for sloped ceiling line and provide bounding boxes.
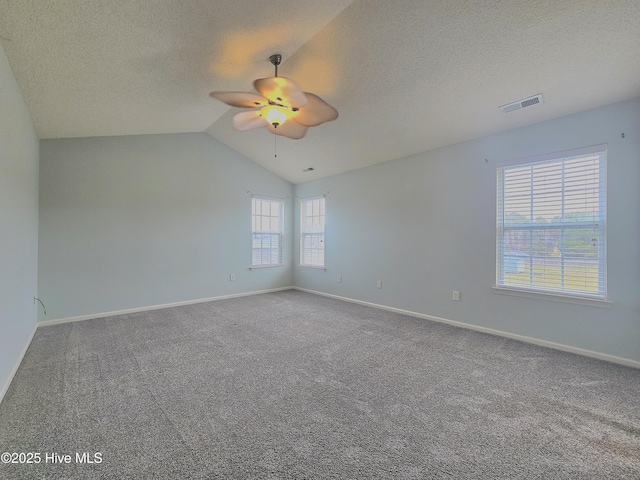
[1,0,639,183]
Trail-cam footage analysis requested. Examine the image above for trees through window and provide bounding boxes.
[300,196,325,268]
[252,196,283,267]
[496,145,607,298]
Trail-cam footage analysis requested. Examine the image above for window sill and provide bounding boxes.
[298,265,327,271]
[492,286,611,308]
[250,265,284,270]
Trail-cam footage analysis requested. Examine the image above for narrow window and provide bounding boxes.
[251,196,283,267]
[496,145,607,299]
[300,196,325,268]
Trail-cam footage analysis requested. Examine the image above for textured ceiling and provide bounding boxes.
[1,0,639,183]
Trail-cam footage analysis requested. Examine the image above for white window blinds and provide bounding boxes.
[496,145,607,299]
[251,196,283,267]
[300,196,325,268]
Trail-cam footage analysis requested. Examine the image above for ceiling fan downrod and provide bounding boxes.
[269,54,282,77]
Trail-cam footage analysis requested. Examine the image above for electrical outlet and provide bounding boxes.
[337,275,342,283]
[377,280,382,289]
[452,290,460,301]
[230,274,235,281]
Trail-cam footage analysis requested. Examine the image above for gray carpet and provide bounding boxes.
[0,290,638,479]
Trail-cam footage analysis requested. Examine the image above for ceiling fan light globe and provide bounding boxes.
[261,105,288,127]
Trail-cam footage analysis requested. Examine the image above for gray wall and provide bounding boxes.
[39,133,293,320]
[0,42,39,395]
[294,98,640,363]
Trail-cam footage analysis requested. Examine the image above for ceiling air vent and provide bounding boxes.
[499,93,543,114]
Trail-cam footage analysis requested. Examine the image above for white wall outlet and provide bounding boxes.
[337,274,342,283]
[230,274,235,281]
[452,290,460,301]
[377,280,382,289]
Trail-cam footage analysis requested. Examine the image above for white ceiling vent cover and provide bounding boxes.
[500,94,543,114]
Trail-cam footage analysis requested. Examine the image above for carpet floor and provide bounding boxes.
[0,290,639,479]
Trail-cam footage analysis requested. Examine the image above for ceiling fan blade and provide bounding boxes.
[254,77,308,108]
[209,91,268,108]
[232,110,267,131]
[266,120,308,139]
[294,93,339,127]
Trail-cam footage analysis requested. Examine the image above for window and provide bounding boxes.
[300,196,325,268]
[496,145,607,299]
[251,196,283,267]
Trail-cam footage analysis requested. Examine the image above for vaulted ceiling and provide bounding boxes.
[1,0,639,183]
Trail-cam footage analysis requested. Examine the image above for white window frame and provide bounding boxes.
[251,196,284,268]
[495,144,608,303]
[299,195,326,269]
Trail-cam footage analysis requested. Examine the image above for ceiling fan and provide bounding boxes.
[209,54,338,139]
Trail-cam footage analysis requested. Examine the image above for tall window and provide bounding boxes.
[251,196,283,267]
[300,196,325,268]
[496,145,607,299]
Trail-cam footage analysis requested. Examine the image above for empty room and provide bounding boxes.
[1,1,639,478]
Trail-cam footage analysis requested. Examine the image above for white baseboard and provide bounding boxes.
[0,322,37,405]
[38,286,295,327]
[293,287,640,369]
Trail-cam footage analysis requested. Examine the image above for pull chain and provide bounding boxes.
[274,129,277,157]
